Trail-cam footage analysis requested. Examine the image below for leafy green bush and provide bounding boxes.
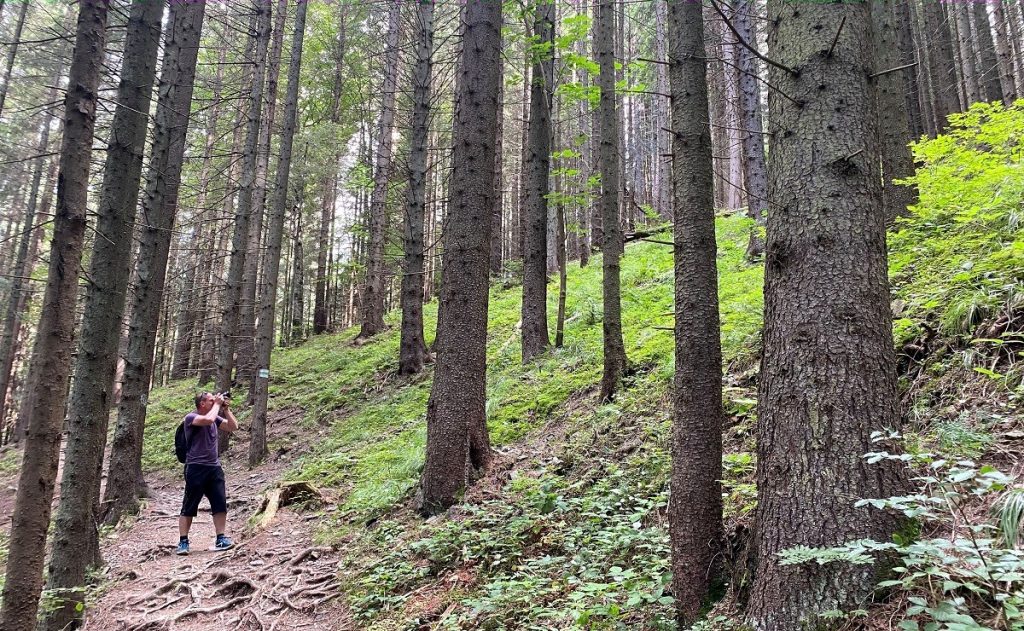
[780,432,1023,630]
[891,101,1024,340]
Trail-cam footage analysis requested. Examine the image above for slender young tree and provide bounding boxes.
[250,0,307,467]
[746,0,903,626]
[733,0,768,258]
[398,0,434,375]
[358,2,402,341]
[666,0,724,622]
[0,0,28,120]
[314,3,347,335]
[419,0,502,515]
[103,0,206,525]
[521,0,555,362]
[41,2,165,627]
[0,4,109,630]
[596,0,627,402]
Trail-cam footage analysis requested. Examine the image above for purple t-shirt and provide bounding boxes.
[183,413,225,466]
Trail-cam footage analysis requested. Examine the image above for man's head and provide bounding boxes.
[195,392,214,413]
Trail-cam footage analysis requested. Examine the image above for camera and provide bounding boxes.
[217,391,232,402]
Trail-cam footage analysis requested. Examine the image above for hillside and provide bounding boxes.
[6,102,1020,630]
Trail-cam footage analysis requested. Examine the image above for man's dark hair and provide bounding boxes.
[194,392,210,408]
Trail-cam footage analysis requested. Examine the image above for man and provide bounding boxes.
[177,391,239,555]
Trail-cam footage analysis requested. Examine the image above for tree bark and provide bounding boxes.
[734,0,767,258]
[666,1,724,623]
[0,4,109,630]
[894,0,925,137]
[398,0,434,376]
[358,2,402,340]
[873,0,918,223]
[289,197,305,343]
[746,1,903,627]
[250,0,307,468]
[215,0,272,393]
[41,2,165,626]
[988,0,1018,103]
[923,0,961,127]
[972,1,1002,103]
[596,0,627,402]
[954,2,981,105]
[654,0,671,221]
[103,0,205,527]
[521,0,555,363]
[0,100,55,436]
[314,3,347,335]
[418,0,501,515]
[238,0,287,389]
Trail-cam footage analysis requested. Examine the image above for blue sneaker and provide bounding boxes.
[214,535,234,551]
[176,540,190,555]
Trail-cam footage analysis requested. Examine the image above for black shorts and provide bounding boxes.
[180,464,228,517]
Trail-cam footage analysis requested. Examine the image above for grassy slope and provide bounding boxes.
[137,103,1024,630]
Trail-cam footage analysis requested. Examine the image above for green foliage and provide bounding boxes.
[781,434,1024,630]
[891,101,1024,341]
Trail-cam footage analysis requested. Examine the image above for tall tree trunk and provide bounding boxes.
[596,0,627,403]
[250,0,306,468]
[398,0,434,376]
[491,52,505,277]
[988,0,1018,103]
[894,0,925,137]
[418,0,501,515]
[654,0,671,221]
[554,199,567,348]
[521,0,555,363]
[923,0,961,127]
[358,2,402,340]
[289,196,305,343]
[513,40,531,265]
[954,2,981,105]
[667,1,724,622]
[746,1,903,627]
[314,3,347,335]
[873,0,918,223]
[102,0,205,527]
[0,0,28,120]
[972,1,1002,103]
[0,4,109,630]
[734,0,767,258]
[42,2,165,626]
[170,42,225,384]
[0,102,54,434]
[216,0,272,394]
[238,0,287,389]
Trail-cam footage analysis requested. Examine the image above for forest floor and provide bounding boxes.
[82,412,356,631]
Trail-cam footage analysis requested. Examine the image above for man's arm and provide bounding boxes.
[219,406,239,432]
[191,395,224,426]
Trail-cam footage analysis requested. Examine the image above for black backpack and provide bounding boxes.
[174,422,190,464]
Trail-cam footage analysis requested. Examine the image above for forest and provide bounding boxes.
[0,0,1021,629]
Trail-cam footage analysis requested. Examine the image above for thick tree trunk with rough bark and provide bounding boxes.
[216,0,272,393]
[418,0,501,515]
[954,2,981,105]
[596,0,626,402]
[521,0,554,363]
[399,0,434,376]
[873,0,918,223]
[734,0,767,258]
[250,0,306,468]
[358,2,402,341]
[972,1,1001,104]
[314,4,346,335]
[667,1,723,623]
[102,1,205,527]
[41,3,165,627]
[746,2,903,628]
[0,4,109,630]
